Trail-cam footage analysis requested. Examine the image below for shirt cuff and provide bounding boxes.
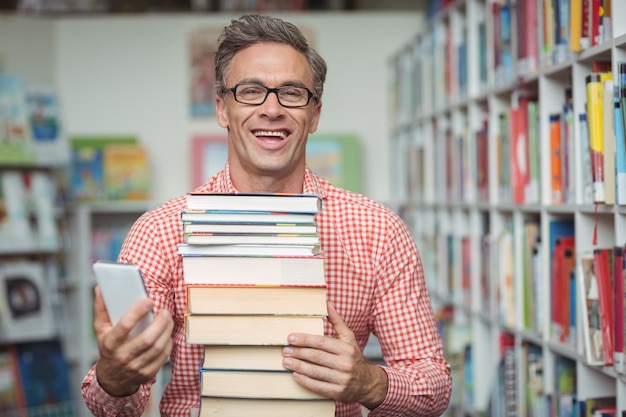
[91,370,147,415]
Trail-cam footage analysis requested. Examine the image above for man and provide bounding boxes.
[82,14,451,417]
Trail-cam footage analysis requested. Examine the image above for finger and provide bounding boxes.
[93,285,112,333]
[112,297,155,338]
[326,301,356,344]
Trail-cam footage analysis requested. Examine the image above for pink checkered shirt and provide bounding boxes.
[81,165,451,417]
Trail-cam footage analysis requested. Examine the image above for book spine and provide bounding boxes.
[586,73,606,203]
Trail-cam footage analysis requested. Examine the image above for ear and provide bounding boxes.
[308,100,322,134]
[216,95,229,129]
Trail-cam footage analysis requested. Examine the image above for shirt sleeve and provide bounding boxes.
[81,211,173,417]
[367,213,452,417]
[81,364,153,417]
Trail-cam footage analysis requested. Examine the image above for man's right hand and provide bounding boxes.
[92,285,174,397]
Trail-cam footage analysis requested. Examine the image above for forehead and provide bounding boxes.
[226,42,313,86]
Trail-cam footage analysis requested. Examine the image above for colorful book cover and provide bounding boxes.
[103,143,150,200]
[0,261,57,343]
[69,136,137,201]
[578,252,605,366]
[13,340,73,409]
[586,73,609,203]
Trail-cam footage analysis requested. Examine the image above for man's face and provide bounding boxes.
[216,42,322,184]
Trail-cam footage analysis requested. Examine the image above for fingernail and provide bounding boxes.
[288,334,298,343]
[283,358,292,367]
[283,346,293,354]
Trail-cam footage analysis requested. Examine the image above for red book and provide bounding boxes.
[614,246,624,372]
[551,237,575,343]
[593,248,614,365]
[509,97,530,204]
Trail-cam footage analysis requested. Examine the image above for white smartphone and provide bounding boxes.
[92,261,155,336]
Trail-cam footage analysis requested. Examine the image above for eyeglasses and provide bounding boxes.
[227,83,316,108]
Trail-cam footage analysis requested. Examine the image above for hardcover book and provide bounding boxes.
[186,193,322,213]
[187,285,327,315]
[181,255,325,286]
[198,397,335,417]
[185,314,325,345]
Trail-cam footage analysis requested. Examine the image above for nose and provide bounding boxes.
[260,90,284,116]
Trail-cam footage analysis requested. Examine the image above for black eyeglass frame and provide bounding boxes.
[226,83,316,108]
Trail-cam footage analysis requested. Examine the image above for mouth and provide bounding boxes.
[252,130,288,140]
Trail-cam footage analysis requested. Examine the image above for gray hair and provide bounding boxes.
[215,14,327,101]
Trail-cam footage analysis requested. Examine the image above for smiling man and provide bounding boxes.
[81,14,451,417]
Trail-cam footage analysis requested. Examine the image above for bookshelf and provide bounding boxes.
[389,0,626,416]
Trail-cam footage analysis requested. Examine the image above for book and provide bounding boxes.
[187,285,327,315]
[25,83,68,165]
[198,397,335,417]
[616,72,626,205]
[183,232,320,246]
[549,113,563,204]
[0,74,31,146]
[200,369,327,399]
[29,171,59,250]
[177,243,322,257]
[0,348,19,415]
[586,72,612,203]
[186,193,322,213]
[69,136,137,201]
[603,79,616,205]
[12,340,73,410]
[509,95,530,204]
[181,210,315,224]
[613,246,624,373]
[102,143,151,200]
[579,113,595,204]
[185,314,325,345]
[183,222,317,235]
[181,255,325,285]
[202,345,286,371]
[0,260,57,343]
[578,252,606,366]
[0,170,35,250]
[593,247,614,365]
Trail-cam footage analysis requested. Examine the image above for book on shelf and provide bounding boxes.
[198,397,335,417]
[0,260,57,343]
[579,113,595,204]
[25,83,68,165]
[616,65,626,205]
[602,79,616,205]
[183,232,320,246]
[186,193,322,213]
[185,314,325,345]
[181,209,315,224]
[0,74,30,145]
[187,285,327,316]
[181,254,325,285]
[578,396,616,417]
[0,348,19,414]
[585,72,612,203]
[613,246,624,374]
[549,113,563,204]
[509,94,531,204]
[0,171,35,249]
[202,345,286,371]
[183,222,317,235]
[200,369,327,399]
[593,247,614,366]
[68,136,138,201]
[578,251,607,366]
[9,339,73,412]
[177,243,321,257]
[102,143,151,200]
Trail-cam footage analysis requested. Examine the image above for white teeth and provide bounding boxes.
[254,130,286,139]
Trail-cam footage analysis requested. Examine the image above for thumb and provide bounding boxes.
[93,285,112,333]
[327,301,356,343]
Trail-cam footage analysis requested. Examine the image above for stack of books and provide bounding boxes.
[179,192,335,417]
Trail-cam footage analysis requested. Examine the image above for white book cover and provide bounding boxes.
[0,261,56,342]
[29,171,59,250]
[0,171,35,250]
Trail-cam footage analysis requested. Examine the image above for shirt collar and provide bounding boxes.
[215,162,328,199]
